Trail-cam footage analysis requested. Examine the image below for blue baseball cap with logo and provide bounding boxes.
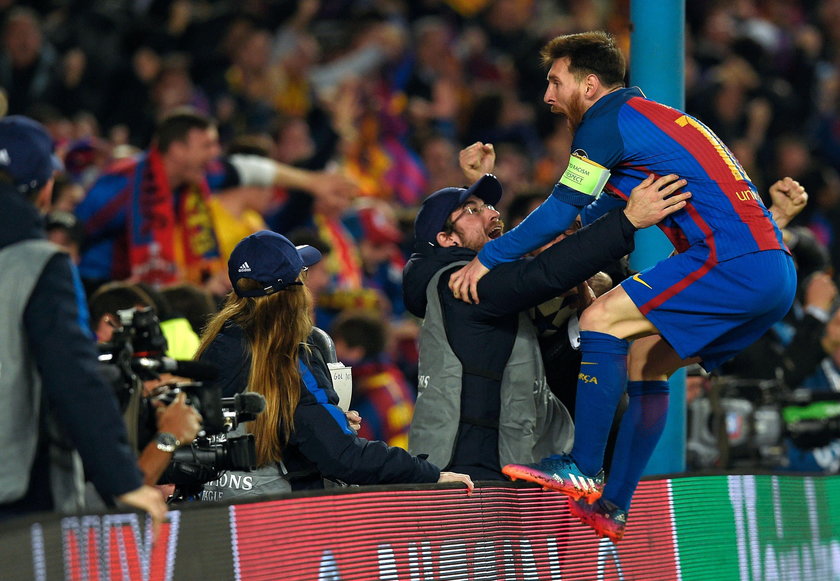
[414,174,503,247]
[228,230,322,297]
[0,115,63,195]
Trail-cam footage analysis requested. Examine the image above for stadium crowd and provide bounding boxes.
[4,0,840,522]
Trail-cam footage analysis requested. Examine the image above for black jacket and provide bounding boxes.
[0,185,142,517]
[200,322,440,489]
[402,209,637,479]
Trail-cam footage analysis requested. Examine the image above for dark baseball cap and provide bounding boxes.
[0,115,63,195]
[414,174,502,246]
[228,230,322,297]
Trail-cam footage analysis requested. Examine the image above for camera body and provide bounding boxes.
[687,375,840,471]
[96,306,263,497]
[160,389,264,495]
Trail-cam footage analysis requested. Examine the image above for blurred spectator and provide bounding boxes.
[799,165,840,272]
[75,108,356,296]
[61,139,110,190]
[332,310,415,449]
[46,46,103,119]
[783,305,840,474]
[75,108,227,294]
[403,16,461,141]
[417,132,466,193]
[721,228,837,391]
[0,8,60,116]
[103,45,161,147]
[221,26,286,132]
[478,0,546,101]
[159,282,218,336]
[150,54,213,123]
[486,142,533,210]
[348,201,408,316]
[464,90,542,160]
[208,137,274,262]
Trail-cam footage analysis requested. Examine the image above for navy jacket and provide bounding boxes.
[200,322,440,489]
[0,185,142,516]
[403,209,637,479]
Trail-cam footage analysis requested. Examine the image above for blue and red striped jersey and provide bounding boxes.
[478,87,788,269]
[567,87,786,261]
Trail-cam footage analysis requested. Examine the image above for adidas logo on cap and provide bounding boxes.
[238,261,251,273]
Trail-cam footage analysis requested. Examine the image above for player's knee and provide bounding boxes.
[579,299,613,333]
[627,358,669,381]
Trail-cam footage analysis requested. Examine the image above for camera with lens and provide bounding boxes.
[95,306,264,497]
[687,373,840,471]
[96,306,168,412]
[158,388,266,499]
[687,376,789,470]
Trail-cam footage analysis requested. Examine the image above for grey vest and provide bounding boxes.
[409,264,574,469]
[0,240,85,511]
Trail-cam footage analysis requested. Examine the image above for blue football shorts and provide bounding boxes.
[621,248,796,371]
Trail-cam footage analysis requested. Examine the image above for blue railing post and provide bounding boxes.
[628,0,687,476]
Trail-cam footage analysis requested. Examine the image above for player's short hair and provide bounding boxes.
[540,31,625,88]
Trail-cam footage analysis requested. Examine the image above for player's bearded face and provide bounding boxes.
[544,59,587,135]
[565,90,586,135]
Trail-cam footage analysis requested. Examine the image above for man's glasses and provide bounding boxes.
[443,202,497,236]
[451,202,496,224]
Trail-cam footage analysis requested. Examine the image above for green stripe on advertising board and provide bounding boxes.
[671,474,840,580]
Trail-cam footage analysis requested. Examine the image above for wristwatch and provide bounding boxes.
[155,432,180,453]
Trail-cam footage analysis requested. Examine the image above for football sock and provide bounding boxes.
[570,331,629,476]
[603,380,670,511]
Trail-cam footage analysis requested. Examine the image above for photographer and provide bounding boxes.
[0,115,165,525]
[195,231,473,498]
[90,289,204,487]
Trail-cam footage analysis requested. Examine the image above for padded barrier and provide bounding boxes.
[2,473,839,580]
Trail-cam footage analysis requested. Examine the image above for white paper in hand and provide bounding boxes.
[328,362,353,412]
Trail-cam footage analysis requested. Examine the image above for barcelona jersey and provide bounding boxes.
[559,87,788,261]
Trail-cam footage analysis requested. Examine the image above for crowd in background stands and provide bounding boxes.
[5,0,840,462]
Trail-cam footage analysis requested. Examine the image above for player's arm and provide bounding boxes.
[449,170,603,305]
[450,123,622,303]
[579,191,625,225]
[447,195,579,304]
[480,152,616,268]
[481,195,581,269]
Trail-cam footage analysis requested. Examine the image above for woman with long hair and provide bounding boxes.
[196,230,472,497]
